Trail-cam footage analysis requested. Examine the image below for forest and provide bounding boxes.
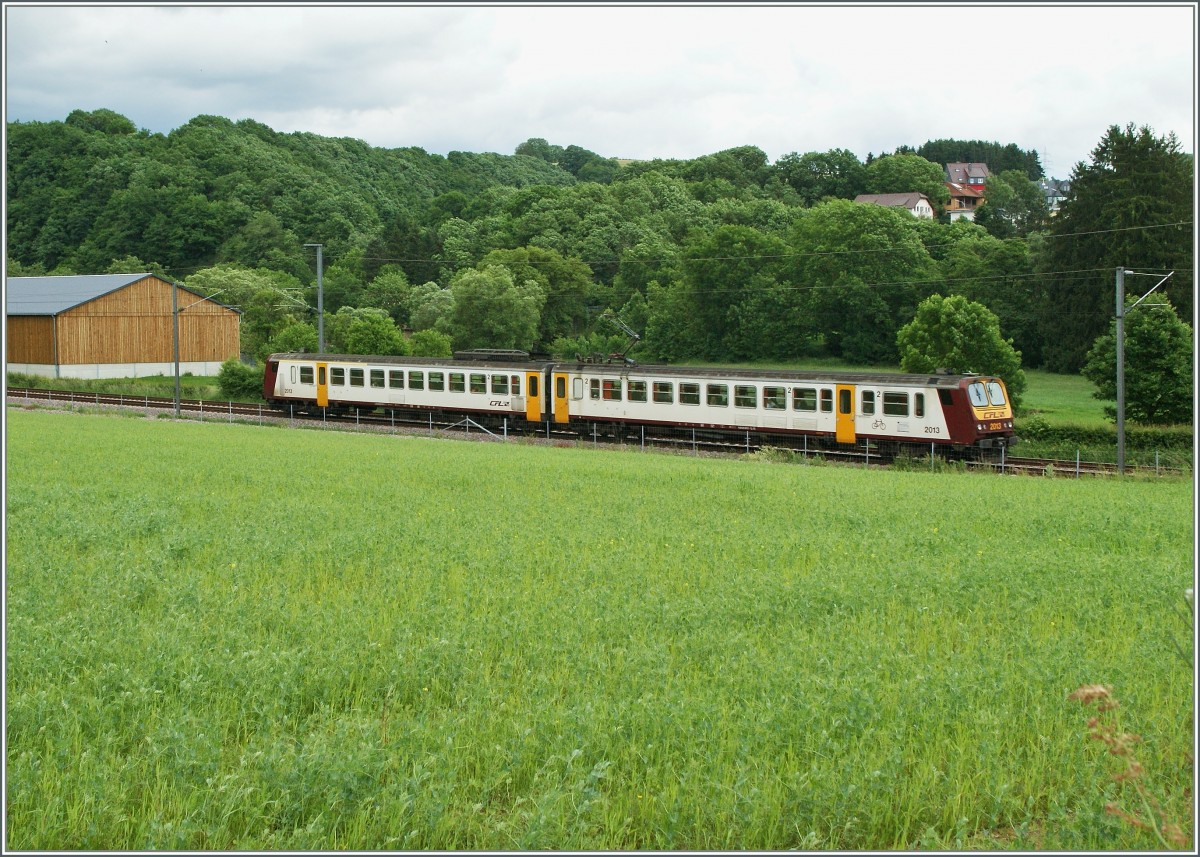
[6,109,1194,378]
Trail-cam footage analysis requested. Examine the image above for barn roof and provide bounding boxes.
[5,273,237,316]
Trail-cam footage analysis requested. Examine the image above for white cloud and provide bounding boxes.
[4,3,1194,176]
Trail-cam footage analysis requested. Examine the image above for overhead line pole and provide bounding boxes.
[304,243,325,352]
[1115,267,1173,474]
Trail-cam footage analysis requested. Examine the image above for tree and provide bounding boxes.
[775,148,867,205]
[446,265,545,351]
[865,154,950,210]
[1081,294,1193,425]
[325,307,409,355]
[973,169,1049,239]
[1033,123,1193,372]
[787,199,941,363]
[897,294,1027,407]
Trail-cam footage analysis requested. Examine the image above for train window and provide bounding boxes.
[449,373,465,393]
[560,377,569,399]
[529,375,539,398]
[628,380,647,402]
[429,372,445,392]
[986,382,1007,406]
[470,374,486,394]
[300,366,314,385]
[763,386,786,410]
[883,392,908,416]
[653,382,673,404]
[409,371,425,391]
[679,383,700,405]
[510,375,521,396]
[389,370,404,389]
[590,378,601,399]
[491,374,509,395]
[350,368,365,387]
[735,386,756,408]
[820,389,833,413]
[793,387,817,411]
[290,366,298,384]
[331,367,345,386]
[838,389,852,415]
[968,382,988,407]
[318,366,326,385]
[603,379,622,401]
[370,369,385,388]
[861,390,875,415]
[707,384,729,407]
[938,389,954,406]
[915,393,925,417]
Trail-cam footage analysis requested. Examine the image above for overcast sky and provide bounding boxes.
[4,2,1196,178]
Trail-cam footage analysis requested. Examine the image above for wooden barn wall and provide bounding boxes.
[55,277,240,364]
[5,316,56,363]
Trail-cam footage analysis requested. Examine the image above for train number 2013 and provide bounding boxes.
[924,426,941,434]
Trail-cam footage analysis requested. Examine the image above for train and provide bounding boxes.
[263,350,1018,455]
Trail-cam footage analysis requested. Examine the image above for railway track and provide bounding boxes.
[7,387,1184,477]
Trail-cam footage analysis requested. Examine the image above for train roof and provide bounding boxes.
[267,353,989,387]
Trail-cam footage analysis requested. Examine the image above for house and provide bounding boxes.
[946,162,990,186]
[1038,178,1070,214]
[5,273,241,379]
[945,182,985,222]
[854,192,935,219]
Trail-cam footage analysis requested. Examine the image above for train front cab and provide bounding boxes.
[966,378,1015,448]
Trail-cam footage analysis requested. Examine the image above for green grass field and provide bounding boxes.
[5,408,1194,850]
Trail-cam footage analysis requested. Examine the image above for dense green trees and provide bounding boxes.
[6,112,1191,405]
[1034,123,1194,372]
[1082,294,1193,425]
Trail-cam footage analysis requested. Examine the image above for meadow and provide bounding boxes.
[4,407,1194,850]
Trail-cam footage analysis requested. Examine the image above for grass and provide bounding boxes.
[1019,370,1110,428]
[5,407,1194,850]
[6,370,222,400]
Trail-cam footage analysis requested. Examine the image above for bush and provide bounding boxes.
[217,358,265,401]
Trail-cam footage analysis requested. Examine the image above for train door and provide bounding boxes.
[525,371,542,421]
[835,384,856,444]
[553,372,571,423]
[316,362,329,408]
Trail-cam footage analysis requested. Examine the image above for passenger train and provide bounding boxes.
[263,350,1017,454]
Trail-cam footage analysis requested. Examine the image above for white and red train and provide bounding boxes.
[263,350,1017,453]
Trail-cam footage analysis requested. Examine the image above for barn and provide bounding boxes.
[5,273,241,379]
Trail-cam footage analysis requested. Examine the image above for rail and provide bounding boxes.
[7,387,1185,477]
